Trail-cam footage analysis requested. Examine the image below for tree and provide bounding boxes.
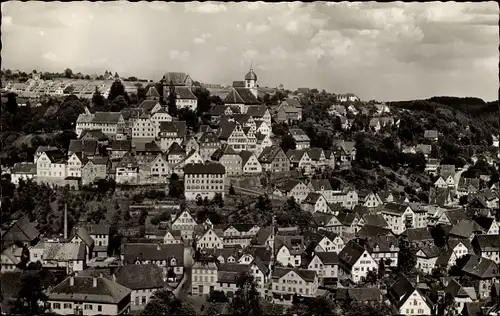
[193,88,212,116]
[137,86,147,102]
[230,272,262,316]
[333,115,343,131]
[11,270,48,315]
[229,184,236,195]
[280,134,296,152]
[92,87,105,108]
[398,235,417,276]
[167,80,177,116]
[110,95,128,111]
[64,68,73,78]
[114,72,119,79]
[213,193,224,208]
[177,108,199,131]
[168,173,184,198]
[5,92,18,114]
[107,79,128,103]
[141,289,196,316]
[378,259,386,279]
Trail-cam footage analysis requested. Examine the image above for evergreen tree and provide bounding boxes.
[230,272,262,316]
[167,80,177,116]
[92,86,105,108]
[141,289,195,316]
[229,184,236,195]
[398,235,417,276]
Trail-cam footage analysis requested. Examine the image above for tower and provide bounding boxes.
[245,65,258,98]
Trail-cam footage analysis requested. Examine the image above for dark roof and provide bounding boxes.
[116,152,138,168]
[338,240,365,269]
[135,141,162,153]
[92,112,122,124]
[199,131,219,144]
[448,220,483,238]
[239,150,255,166]
[316,252,339,265]
[79,129,108,141]
[380,202,411,215]
[122,243,184,265]
[113,264,164,290]
[474,234,500,252]
[224,88,260,105]
[365,235,399,252]
[305,148,324,161]
[217,263,249,283]
[69,227,95,247]
[81,224,110,235]
[12,163,37,174]
[302,192,324,204]
[163,72,189,85]
[232,81,245,88]
[362,214,388,228]
[246,105,268,118]
[183,162,225,174]
[48,276,131,304]
[258,145,285,163]
[174,86,197,100]
[389,274,414,302]
[336,211,357,226]
[245,68,257,81]
[2,216,40,245]
[402,227,433,242]
[309,179,333,192]
[209,104,229,116]
[357,225,392,238]
[272,267,316,282]
[159,121,187,137]
[111,140,131,151]
[337,288,383,302]
[167,142,186,156]
[417,245,441,258]
[462,254,499,279]
[138,100,160,112]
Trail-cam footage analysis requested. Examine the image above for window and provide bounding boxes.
[98,305,102,312]
[84,304,93,310]
[63,303,72,308]
[53,303,61,309]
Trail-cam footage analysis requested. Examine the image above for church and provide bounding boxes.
[223,67,261,114]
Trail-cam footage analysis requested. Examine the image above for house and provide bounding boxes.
[457,178,481,198]
[214,145,242,177]
[286,150,313,174]
[239,150,262,174]
[289,128,310,150]
[196,228,224,250]
[429,187,454,207]
[416,245,441,274]
[217,120,250,152]
[145,86,160,101]
[121,243,184,280]
[131,114,156,143]
[181,136,199,155]
[445,278,477,315]
[163,230,183,244]
[36,150,67,184]
[159,121,187,152]
[275,98,302,123]
[68,139,98,159]
[1,216,40,249]
[338,240,378,283]
[109,140,131,160]
[69,227,94,262]
[246,105,272,127]
[460,254,500,299]
[424,129,439,142]
[66,153,84,178]
[216,263,250,298]
[416,144,432,159]
[199,131,220,161]
[308,179,334,202]
[310,231,345,254]
[403,227,435,248]
[472,234,500,264]
[167,142,186,165]
[255,120,271,137]
[10,162,37,185]
[379,203,427,235]
[307,252,339,283]
[112,264,164,310]
[258,145,290,173]
[46,275,131,315]
[171,210,198,240]
[167,86,198,111]
[434,166,456,189]
[249,258,268,297]
[271,267,318,305]
[82,224,110,257]
[425,159,440,174]
[115,152,138,184]
[301,192,331,214]
[448,220,484,241]
[192,261,218,296]
[183,162,226,201]
[278,180,311,203]
[389,275,433,316]
[310,212,343,233]
[1,246,22,273]
[474,217,500,235]
[358,190,382,208]
[75,112,126,139]
[275,235,305,267]
[149,154,170,181]
[337,93,359,103]
[373,102,391,115]
[364,235,399,267]
[34,242,85,273]
[81,157,110,185]
[221,224,260,248]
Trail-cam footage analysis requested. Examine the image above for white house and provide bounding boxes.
[307,252,339,282]
[338,240,378,283]
[196,228,224,250]
[271,267,318,305]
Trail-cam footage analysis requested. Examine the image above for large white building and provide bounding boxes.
[76,111,125,139]
[183,162,226,201]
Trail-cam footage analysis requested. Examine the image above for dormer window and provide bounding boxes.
[171,258,177,266]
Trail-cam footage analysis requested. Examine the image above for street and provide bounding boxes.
[173,243,194,298]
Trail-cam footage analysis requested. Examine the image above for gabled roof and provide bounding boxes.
[357,225,392,238]
[135,141,162,153]
[462,254,499,279]
[2,216,40,245]
[12,162,37,174]
[338,240,365,269]
[239,150,255,166]
[271,267,316,283]
[163,72,190,86]
[174,86,197,100]
[246,105,268,118]
[43,242,86,261]
[159,121,187,138]
[315,252,339,265]
[286,149,307,162]
[389,274,414,302]
[336,211,358,226]
[122,243,184,265]
[281,179,303,192]
[305,148,324,161]
[116,152,138,168]
[217,263,249,283]
[474,234,500,252]
[424,130,439,139]
[289,128,310,142]
[199,131,219,144]
[379,202,411,216]
[79,129,108,141]
[448,220,483,238]
[224,87,260,105]
[167,142,186,156]
[258,145,285,163]
[113,264,164,290]
[146,86,160,98]
[361,214,388,228]
[69,227,94,247]
[111,140,131,151]
[365,235,399,252]
[138,100,160,113]
[302,192,324,205]
[309,179,333,192]
[92,112,122,124]
[48,276,131,304]
[402,227,433,242]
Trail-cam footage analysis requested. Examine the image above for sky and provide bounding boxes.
[2,1,498,101]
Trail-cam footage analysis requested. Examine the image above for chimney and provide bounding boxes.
[157,243,161,251]
[69,276,74,286]
[93,276,98,287]
[416,274,420,284]
[112,274,116,282]
[64,203,68,240]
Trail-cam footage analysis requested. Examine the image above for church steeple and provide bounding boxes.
[245,65,258,98]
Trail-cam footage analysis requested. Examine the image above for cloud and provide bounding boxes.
[39,31,45,36]
[242,50,259,62]
[193,33,212,44]
[3,15,13,26]
[245,22,270,34]
[215,46,228,53]
[169,50,190,62]
[185,2,227,14]
[43,52,58,62]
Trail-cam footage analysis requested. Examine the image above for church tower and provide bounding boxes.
[245,66,258,98]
